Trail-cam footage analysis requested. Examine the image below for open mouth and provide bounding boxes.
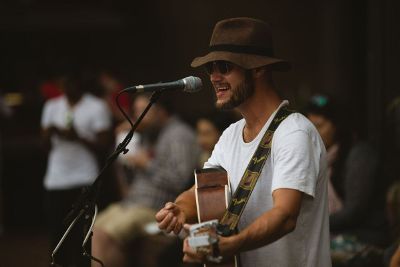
[214,83,230,93]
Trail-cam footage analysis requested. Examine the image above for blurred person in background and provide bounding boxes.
[304,94,390,266]
[98,70,130,124]
[41,70,112,266]
[92,93,200,267]
[113,95,150,197]
[196,111,238,166]
[39,73,64,101]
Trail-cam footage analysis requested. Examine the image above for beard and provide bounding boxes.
[216,71,255,110]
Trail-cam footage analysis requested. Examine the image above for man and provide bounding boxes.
[156,17,331,266]
[91,94,200,267]
[41,71,112,266]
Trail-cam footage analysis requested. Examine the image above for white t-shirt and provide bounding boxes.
[205,101,331,267]
[41,94,112,190]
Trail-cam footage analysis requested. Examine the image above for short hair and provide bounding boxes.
[156,94,176,115]
[303,94,339,124]
[137,92,176,115]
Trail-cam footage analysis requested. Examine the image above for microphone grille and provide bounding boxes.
[183,76,202,93]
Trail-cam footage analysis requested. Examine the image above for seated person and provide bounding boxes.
[196,111,238,166]
[304,95,390,265]
[113,95,147,196]
[92,94,200,267]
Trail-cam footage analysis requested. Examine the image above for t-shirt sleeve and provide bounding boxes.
[92,101,112,132]
[203,140,223,169]
[271,129,320,197]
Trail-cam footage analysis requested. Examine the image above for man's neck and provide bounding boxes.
[238,85,282,142]
[67,93,84,107]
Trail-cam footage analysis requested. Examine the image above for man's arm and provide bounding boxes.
[76,129,111,155]
[41,124,111,154]
[182,188,303,262]
[156,185,198,234]
[231,188,302,252]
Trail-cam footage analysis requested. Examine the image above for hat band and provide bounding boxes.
[209,44,273,57]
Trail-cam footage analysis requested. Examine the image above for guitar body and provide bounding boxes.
[195,168,238,267]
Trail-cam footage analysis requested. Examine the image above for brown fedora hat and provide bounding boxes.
[191,17,291,71]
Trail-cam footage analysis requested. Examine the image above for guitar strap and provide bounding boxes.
[217,105,293,237]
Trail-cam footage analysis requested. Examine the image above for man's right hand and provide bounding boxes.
[156,202,186,235]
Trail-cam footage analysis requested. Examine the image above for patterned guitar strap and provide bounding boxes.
[217,105,293,237]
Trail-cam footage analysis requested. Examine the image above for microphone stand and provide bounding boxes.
[50,90,163,267]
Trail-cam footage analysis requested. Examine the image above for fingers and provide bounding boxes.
[166,216,177,232]
[164,202,176,210]
[173,220,183,235]
[155,208,167,222]
[155,202,175,222]
[156,202,185,234]
[158,212,175,231]
[183,253,202,263]
[182,238,203,263]
[183,224,191,231]
[156,202,182,233]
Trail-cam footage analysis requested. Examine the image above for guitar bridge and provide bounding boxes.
[188,220,223,263]
[188,219,219,247]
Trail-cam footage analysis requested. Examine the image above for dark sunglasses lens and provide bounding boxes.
[205,62,213,75]
[204,61,233,75]
[217,61,231,74]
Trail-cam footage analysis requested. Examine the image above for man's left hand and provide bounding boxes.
[182,224,239,264]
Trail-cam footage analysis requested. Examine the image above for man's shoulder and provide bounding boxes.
[43,95,65,111]
[82,93,106,106]
[81,94,110,112]
[277,112,318,137]
[273,112,325,154]
[221,118,245,137]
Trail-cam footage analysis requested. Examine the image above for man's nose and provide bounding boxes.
[210,69,223,82]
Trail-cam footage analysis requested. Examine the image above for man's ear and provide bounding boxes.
[251,66,272,82]
[252,66,273,81]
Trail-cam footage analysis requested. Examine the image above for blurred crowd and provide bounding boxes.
[0,67,400,267]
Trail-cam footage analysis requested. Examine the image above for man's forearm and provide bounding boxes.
[233,206,297,253]
[229,188,303,254]
[78,130,111,155]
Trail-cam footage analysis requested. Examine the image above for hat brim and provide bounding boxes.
[191,51,291,72]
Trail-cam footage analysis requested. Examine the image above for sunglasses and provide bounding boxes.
[204,61,234,75]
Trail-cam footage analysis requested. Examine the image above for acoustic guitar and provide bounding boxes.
[190,168,239,267]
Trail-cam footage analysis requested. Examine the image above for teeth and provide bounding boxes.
[213,83,230,92]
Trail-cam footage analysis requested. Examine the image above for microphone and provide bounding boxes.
[127,76,202,93]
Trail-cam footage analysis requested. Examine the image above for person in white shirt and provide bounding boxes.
[156,17,331,267]
[41,71,112,266]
